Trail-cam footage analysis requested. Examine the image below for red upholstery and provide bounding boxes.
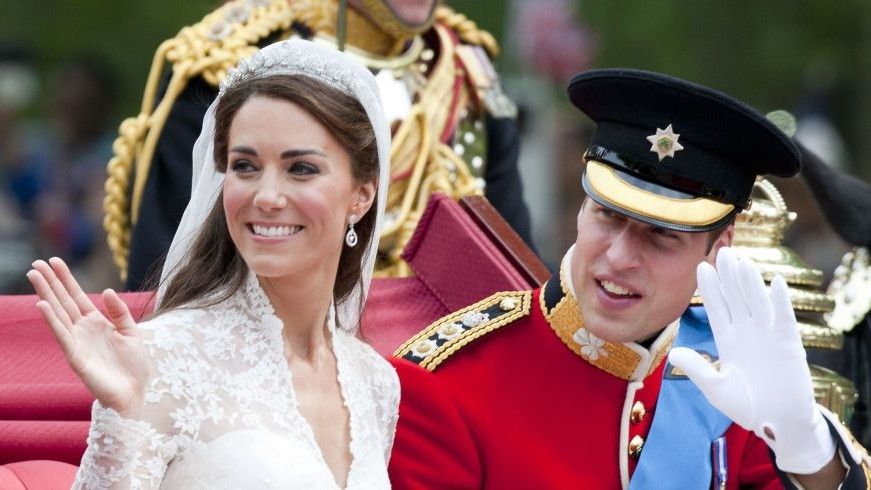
[0,292,153,488]
[361,277,450,356]
[0,460,78,489]
[0,292,154,466]
[402,193,532,311]
[0,193,546,484]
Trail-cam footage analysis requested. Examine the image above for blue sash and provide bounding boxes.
[629,307,733,489]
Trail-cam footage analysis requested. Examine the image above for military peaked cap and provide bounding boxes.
[568,68,801,232]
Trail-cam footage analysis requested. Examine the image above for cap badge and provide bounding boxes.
[646,124,684,161]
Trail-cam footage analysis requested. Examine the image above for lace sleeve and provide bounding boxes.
[71,314,191,490]
[72,402,177,490]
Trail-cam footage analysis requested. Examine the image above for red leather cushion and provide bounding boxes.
[0,465,26,490]
[402,193,531,313]
[0,460,78,489]
[0,420,90,465]
[0,293,152,465]
[361,277,450,356]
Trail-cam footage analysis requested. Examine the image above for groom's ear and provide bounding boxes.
[704,224,734,264]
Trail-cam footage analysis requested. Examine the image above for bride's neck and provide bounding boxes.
[259,269,336,362]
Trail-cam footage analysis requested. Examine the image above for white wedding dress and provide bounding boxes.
[72,273,400,490]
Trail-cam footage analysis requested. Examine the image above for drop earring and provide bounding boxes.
[345,214,358,247]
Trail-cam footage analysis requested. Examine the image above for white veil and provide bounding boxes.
[156,39,391,333]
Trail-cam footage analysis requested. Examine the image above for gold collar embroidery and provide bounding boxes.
[319,1,412,57]
[541,264,676,382]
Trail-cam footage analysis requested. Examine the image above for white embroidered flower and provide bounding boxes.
[171,405,201,435]
[203,335,234,361]
[204,398,225,424]
[410,339,438,358]
[461,311,489,327]
[239,338,266,364]
[436,322,465,340]
[572,328,608,361]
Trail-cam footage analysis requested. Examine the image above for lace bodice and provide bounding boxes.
[72,274,400,489]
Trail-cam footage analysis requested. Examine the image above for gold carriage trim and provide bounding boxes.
[394,291,531,371]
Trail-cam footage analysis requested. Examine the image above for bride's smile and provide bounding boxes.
[222,95,374,283]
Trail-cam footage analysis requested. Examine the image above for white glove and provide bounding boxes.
[668,247,835,474]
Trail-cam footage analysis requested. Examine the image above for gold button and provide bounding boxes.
[415,341,433,354]
[499,297,518,311]
[631,401,646,423]
[628,435,644,459]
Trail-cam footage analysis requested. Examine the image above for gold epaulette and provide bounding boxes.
[394,290,531,371]
[104,0,327,281]
[434,5,499,58]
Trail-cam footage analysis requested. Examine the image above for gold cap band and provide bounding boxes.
[584,160,735,230]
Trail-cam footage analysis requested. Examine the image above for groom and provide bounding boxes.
[388,69,870,489]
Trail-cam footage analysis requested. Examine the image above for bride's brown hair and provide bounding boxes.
[155,74,379,329]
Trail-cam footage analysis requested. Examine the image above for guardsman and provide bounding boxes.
[105,0,532,289]
[389,69,871,489]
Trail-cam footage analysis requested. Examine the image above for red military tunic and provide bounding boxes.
[388,269,814,489]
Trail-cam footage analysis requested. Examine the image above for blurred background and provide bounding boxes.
[1,0,869,291]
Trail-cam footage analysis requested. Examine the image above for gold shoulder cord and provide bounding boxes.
[105,1,502,281]
[376,7,501,276]
[378,23,474,276]
[433,6,499,58]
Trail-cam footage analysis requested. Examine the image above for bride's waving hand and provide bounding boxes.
[27,257,151,419]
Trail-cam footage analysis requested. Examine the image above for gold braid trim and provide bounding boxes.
[394,291,532,371]
[375,23,481,276]
[433,5,499,58]
[103,0,326,281]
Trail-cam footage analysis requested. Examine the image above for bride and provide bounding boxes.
[26,39,396,489]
